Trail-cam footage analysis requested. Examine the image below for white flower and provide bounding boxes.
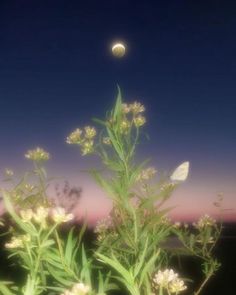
[61,282,90,295]
[195,214,216,229]
[170,162,189,182]
[169,278,187,293]
[72,283,90,294]
[20,209,34,223]
[51,207,74,223]
[33,206,49,224]
[153,269,187,294]
[153,269,178,287]
[5,236,23,249]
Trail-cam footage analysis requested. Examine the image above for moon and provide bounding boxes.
[111,43,126,58]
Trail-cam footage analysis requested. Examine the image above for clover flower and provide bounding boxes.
[61,282,90,295]
[84,126,96,139]
[153,269,178,288]
[133,115,146,127]
[51,207,74,223]
[5,236,23,249]
[20,209,34,223]
[25,147,50,162]
[195,214,216,230]
[153,269,187,294]
[137,167,157,181]
[66,128,83,144]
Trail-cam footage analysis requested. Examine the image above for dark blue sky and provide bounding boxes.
[0,0,235,219]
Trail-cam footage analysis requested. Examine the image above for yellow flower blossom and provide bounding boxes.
[133,115,146,127]
[81,140,94,155]
[120,120,131,134]
[84,126,96,139]
[25,147,50,162]
[66,128,83,144]
[130,101,145,114]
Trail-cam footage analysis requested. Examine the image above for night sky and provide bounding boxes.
[0,0,235,222]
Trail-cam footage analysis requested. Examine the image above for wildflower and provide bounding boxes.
[51,207,74,223]
[33,206,49,225]
[133,115,146,127]
[195,214,216,230]
[121,103,131,114]
[137,167,157,181]
[153,269,187,294]
[25,147,50,162]
[72,283,90,294]
[5,168,14,177]
[130,101,145,114]
[102,137,111,145]
[119,120,131,134]
[173,222,181,229]
[94,216,112,241]
[66,128,83,144]
[84,126,96,139]
[169,278,187,293]
[153,269,178,288]
[20,209,34,223]
[5,236,23,249]
[81,140,94,155]
[61,282,90,295]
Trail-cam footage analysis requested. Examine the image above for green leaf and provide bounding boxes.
[139,248,160,286]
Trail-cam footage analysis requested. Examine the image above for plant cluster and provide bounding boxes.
[0,89,222,295]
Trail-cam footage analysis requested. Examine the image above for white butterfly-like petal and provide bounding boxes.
[170,161,190,182]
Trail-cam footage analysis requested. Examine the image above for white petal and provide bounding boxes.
[170,161,190,182]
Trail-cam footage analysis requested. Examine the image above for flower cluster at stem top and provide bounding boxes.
[25,147,50,162]
[153,269,187,294]
[66,126,96,155]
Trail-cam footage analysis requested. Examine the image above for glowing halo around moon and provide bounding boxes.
[111,42,126,58]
